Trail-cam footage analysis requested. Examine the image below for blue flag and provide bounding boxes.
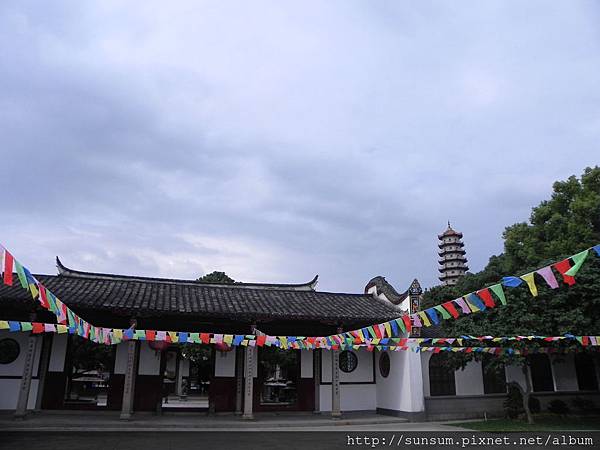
[502,276,523,287]
[425,308,440,325]
[9,321,21,332]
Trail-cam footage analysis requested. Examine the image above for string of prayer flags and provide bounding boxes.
[520,273,538,297]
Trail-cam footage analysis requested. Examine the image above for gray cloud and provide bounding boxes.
[1,1,599,294]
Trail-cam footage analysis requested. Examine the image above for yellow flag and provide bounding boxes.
[520,272,538,296]
[418,311,431,327]
[29,283,39,300]
[57,324,68,334]
[371,338,380,345]
[0,321,8,329]
[168,331,178,343]
[223,334,233,345]
[383,322,392,337]
[113,329,123,339]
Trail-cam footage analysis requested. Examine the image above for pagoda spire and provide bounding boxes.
[438,223,468,286]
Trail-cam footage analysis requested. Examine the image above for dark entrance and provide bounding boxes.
[254,346,299,411]
[63,335,115,409]
[160,344,212,411]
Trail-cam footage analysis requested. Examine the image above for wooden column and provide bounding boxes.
[331,326,342,418]
[120,339,139,420]
[14,334,38,419]
[34,334,53,412]
[242,324,256,420]
[235,345,244,415]
[313,348,321,414]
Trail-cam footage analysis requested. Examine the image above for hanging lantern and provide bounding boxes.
[215,342,232,352]
[149,340,169,352]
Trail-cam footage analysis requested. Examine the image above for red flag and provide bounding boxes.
[3,250,13,286]
[398,338,407,346]
[373,325,382,339]
[256,335,267,347]
[477,288,496,308]
[200,333,210,344]
[433,347,441,353]
[38,285,50,310]
[402,315,411,332]
[32,322,44,334]
[146,330,156,341]
[582,336,590,346]
[554,259,576,285]
[442,301,460,319]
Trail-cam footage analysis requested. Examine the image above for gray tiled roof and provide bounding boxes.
[0,273,402,323]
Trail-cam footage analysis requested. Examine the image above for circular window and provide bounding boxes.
[0,338,20,365]
[379,352,390,378]
[339,351,358,373]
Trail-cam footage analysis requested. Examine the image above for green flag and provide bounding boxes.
[14,261,28,289]
[565,250,589,276]
[434,305,451,319]
[20,322,33,331]
[490,284,507,305]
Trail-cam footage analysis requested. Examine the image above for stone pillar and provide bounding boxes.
[242,324,256,420]
[331,326,342,418]
[14,334,38,419]
[34,334,53,412]
[120,339,139,420]
[235,345,244,415]
[313,348,321,414]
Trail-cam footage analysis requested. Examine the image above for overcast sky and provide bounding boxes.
[1,1,599,293]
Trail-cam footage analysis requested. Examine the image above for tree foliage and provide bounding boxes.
[422,166,600,365]
[197,271,235,284]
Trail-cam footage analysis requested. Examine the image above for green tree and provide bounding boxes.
[422,166,600,423]
[197,271,235,284]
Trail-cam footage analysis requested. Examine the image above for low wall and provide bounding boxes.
[425,391,600,421]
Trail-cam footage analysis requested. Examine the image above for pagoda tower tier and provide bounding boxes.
[438,222,469,286]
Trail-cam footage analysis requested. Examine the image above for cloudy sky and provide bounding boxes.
[1,1,599,293]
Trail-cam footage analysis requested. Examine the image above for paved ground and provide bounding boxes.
[0,410,465,432]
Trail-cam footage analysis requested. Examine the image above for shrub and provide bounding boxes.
[504,384,523,419]
[548,399,570,415]
[572,396,595,412]
[529,396,541,414]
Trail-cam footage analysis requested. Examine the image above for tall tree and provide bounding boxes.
[197,271,235,284]
[422,166,600,423]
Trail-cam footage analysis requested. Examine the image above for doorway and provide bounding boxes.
[257,346,299,410]
[160,344,212,411]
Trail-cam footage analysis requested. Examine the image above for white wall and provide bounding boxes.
[377,350,424,413]
[551,355,577,391]
[214,348,236,377]
[455,360,485,396]
[300,350,313,378]
[0,331,42,410]
[138,342,161,375]
[48,334,67,372]
[113,342,129,375]
[319,384,376,411]
[321,349,373,383]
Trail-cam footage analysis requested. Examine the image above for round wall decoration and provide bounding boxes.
[339,350,358,373]
[0,338,20,365]
[379,352,390,378]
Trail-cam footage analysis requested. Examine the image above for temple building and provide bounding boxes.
[0,258,598,421]
[438,222,469,286]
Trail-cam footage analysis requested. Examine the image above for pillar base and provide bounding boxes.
[331,412,342,419]
[119,413,133,420]
[13,413,27,421]
[241,414,254,420]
